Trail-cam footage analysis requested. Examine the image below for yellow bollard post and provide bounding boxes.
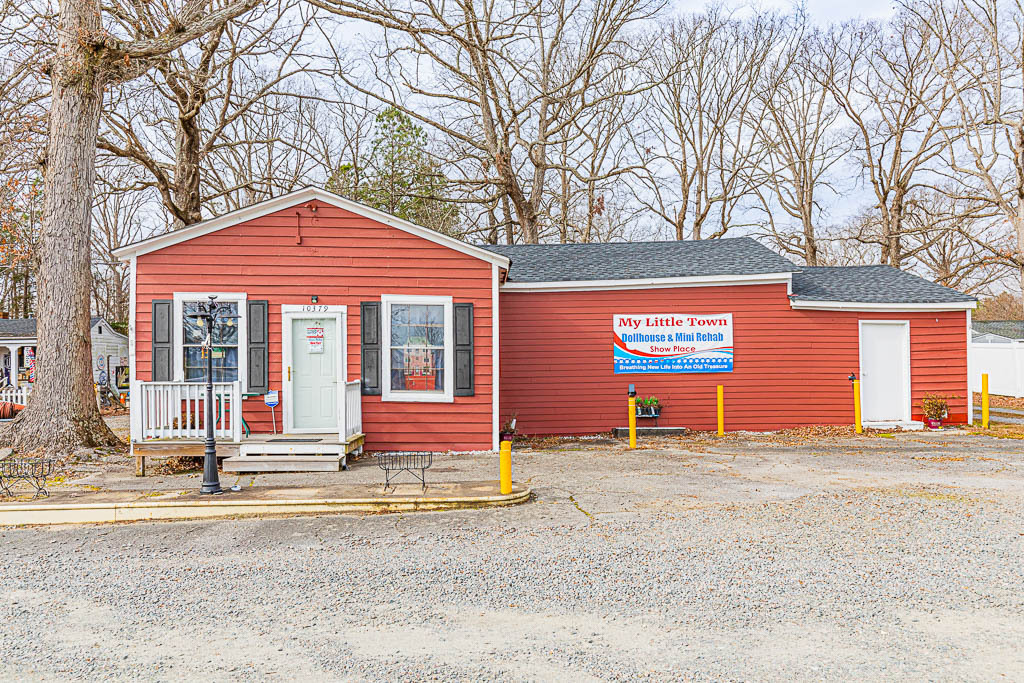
[628,395,637,449]
[499,439,512,494]
[853,379,863,434]
[716,385,724,436]
[982,373,990,429]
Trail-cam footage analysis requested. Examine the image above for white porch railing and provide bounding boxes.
[138,381,242,442]
[343,380,362,440]
[0,385,31,405]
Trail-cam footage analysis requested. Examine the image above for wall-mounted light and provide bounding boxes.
[311,295,319,304]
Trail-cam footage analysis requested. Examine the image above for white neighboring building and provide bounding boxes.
[0,316,129,390]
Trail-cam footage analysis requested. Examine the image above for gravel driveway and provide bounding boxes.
[2,430,1022,681]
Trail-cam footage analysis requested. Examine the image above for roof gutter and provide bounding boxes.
[498,272,794,293]
[789,298,977,312]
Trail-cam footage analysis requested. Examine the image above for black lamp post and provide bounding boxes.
[186,295,236,495]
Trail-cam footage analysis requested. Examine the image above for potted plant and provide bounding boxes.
[499,413,518,442]
[636,396,661,418]
[920,393,949,429]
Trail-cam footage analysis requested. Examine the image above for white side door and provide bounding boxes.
[859,321,910,422]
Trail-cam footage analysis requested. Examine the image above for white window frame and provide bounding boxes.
[381,294,454,403]
[281,304,347,436]
[172,292,248,387]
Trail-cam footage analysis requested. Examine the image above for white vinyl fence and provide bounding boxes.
[969,341,1024,397]
[0,385,31,405]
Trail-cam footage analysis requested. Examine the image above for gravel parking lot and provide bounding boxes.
[2,429,1022,681]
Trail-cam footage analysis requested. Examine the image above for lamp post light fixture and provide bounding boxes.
[186,295,239,495]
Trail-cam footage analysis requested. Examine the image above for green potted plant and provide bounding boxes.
[920,394,949,429]
[637,396,661,418]
[499,413,518,442]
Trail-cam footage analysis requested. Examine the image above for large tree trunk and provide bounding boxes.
[172,114,204,229]
[0,0,119,453]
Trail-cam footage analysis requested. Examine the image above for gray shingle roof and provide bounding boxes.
[790,266,976,304]
[0,317,108,338]
[0,318,37,338]
[972,320,1024,339]
[482,237,798,282]
[481,239,973,304]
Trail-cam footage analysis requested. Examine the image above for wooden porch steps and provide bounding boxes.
[223,455,346,473]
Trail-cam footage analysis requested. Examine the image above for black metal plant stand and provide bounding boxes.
[187,295,235,495]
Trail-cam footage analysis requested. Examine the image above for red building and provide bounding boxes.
[116,187,975,469]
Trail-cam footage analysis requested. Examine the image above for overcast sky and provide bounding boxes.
[672,0,898,23]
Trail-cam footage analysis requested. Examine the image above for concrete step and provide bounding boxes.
[223,455,345,473]
[613,426,688,437]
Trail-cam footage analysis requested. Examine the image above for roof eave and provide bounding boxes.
[499,271,794,292]
[790,298,977,311]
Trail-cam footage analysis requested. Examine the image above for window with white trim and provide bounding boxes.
[182,301,240,382]
[381,295,453,402]
[173,293,247,385]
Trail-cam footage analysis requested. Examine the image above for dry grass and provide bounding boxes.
[972,392,1024,411]
[968,423,1024,439]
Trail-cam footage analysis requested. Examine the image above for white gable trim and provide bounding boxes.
[90,316,128,342]
[790,299,976,312]
[112,186,511,268]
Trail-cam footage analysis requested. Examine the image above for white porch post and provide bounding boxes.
[9,345,20,388]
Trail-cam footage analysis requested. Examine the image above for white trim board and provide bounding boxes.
[380,294,454,403]
[112,186,510,269]
[966,309,973,425]
[491,264,500,451]
[128,254,139,446]
[281,304,348,437]
[499,272,794,293]
[791,299,976,312]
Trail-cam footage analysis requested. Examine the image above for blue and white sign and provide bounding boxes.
[264,390,279,408]
[613,313,734,373]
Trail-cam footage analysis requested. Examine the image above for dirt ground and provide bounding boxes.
[1,427,1022,680]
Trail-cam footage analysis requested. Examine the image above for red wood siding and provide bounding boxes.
[498,284,969,434]
[135,201,494,451]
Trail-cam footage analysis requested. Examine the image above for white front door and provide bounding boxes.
[860,321,910,422]
[291,317,338,431]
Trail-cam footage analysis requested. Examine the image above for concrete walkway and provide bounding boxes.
[973,404,1024,423]
[0,481,530,525]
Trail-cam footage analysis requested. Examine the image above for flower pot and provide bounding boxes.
[926,417,943,429]
[499,431,516,443]
[636,406,661,418]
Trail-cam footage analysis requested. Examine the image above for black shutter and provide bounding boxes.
[247,300,269,394]
[151,299,173,381]
[361,301,381,395]
[454,302,474,396]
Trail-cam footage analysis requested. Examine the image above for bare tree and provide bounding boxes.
[312,0,659,243]
[98,0,316,229]
[901,186,1008,293]
[630,8,784,240]
[754,16,852,264]
[906,0,1024,304]
[1,0,259,452]
[91,166,150,324]
[817,13,956,266]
